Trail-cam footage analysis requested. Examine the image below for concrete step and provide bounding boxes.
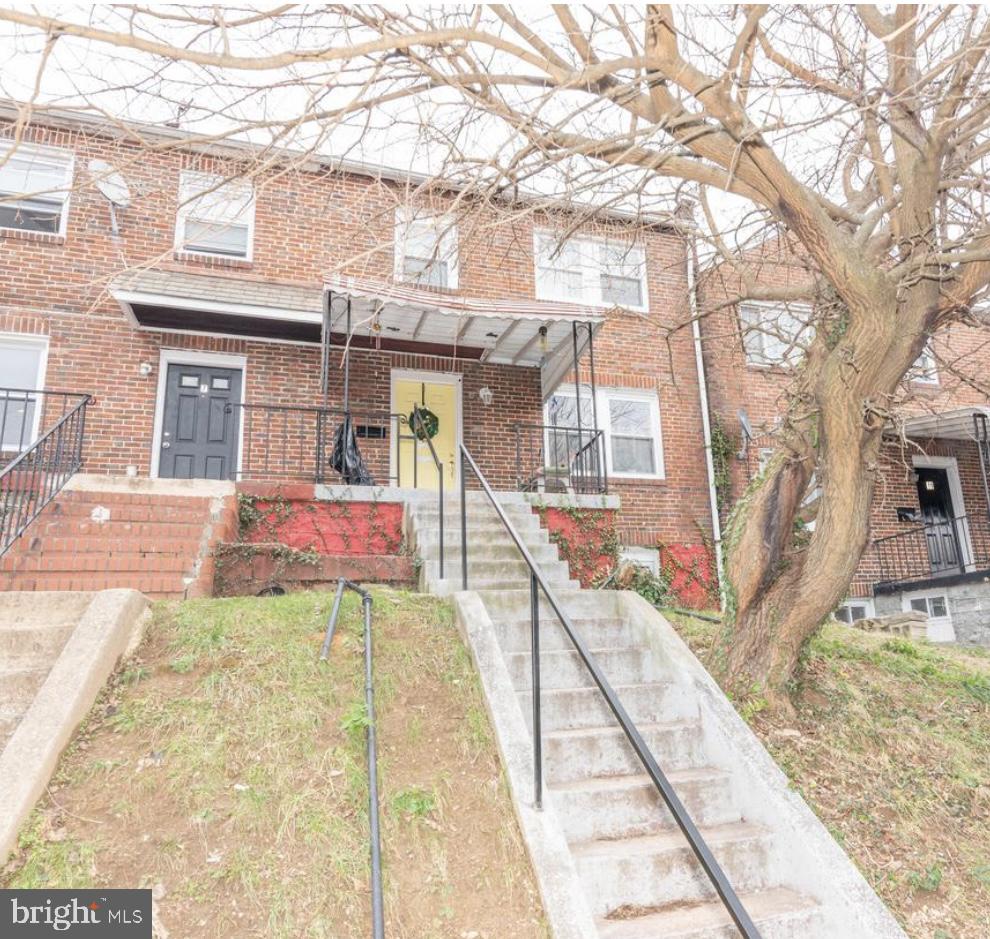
[477,587,623,621]
[505,646,652,691]
[497,616,635,653]
[595,887,821,939]
[412,508,543,532]
[543,720,703,784]
[0,624,73,657]
[431,557,572,587]
[549,768,737,842]
[517,681,698,732]
[0,667,49,708]
[431,574,581,596]
[573,821,773,916]
[416,540,560,564]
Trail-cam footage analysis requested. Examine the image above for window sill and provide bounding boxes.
[174,250,253,270]
[395,277,460,294]
[608,472,666,483]
[0,228,66,246]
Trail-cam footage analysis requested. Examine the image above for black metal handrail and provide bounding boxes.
[411,405,444,580]
[872,512,989,588]
[0,391,91,557]
[513,422,607,494]
[459,443,761,939]
[319,578,384,939]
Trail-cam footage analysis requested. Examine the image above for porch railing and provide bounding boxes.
[0,389,91,557]
[872,513,990,589]
[513,423,607,495]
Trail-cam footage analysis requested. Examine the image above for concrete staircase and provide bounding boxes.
[409,494,905,939]
[0,476,237,599]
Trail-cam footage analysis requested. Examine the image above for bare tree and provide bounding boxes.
[3,4,990,704]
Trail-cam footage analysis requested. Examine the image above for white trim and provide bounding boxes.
[738,300,813,368]
[533,229,649,313]
[389,368,463,488]
[114,289,319,323]
[547,386,665,480]
[0,140,74,238]
[911,454,974,569]
[173,170,256,262]
[0,332,49,449]
[150,348,247,479]
[901,589,956,642]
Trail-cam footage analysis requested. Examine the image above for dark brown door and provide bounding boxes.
[159,364,241,480]
[915,466,959,573]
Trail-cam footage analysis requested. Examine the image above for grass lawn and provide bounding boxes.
[667,612,990,939]
[1,590,546,939]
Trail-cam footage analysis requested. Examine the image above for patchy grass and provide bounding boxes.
[666,610,990,939]
[1,590,546,939]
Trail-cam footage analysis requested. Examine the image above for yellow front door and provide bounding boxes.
[393,376,458,491]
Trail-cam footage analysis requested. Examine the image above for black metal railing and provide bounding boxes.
[319,579,384,939]
[458,443,761,939]
[873,513,990,589]
[513,423,606,494]
[411,405,444,580]
[0,390,91,557]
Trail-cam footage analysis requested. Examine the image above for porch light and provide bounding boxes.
[538,324,549,353]
[479,386,494,406]
[138,361,153,377]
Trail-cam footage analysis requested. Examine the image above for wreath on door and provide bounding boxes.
[409,407,440,441]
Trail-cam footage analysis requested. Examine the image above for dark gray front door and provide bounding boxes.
[159,364,242,480]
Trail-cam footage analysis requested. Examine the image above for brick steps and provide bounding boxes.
[1,482,237,599]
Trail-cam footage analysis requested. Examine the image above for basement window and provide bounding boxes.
[0,141,74,236]
[834,599,874,624]
[176,170,255,260]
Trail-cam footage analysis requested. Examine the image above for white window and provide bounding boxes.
[907,344,939,385]
[0,334,48,451]
[834,599,874,624]
[546,387,664,479]
[394,209,458,289]
[534,232,647,311]
[621,545,660,575]
[903,591,955,642]
[738,303,811,367]
[908,594,948,619]
[0,142,74,236]
[175,171,255,260]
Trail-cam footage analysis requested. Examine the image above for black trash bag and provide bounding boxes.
[330,413,375,485]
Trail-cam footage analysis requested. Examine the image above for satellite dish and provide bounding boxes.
[736,408,754,461]
[88,159,131,207]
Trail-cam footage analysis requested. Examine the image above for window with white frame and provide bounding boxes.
[0,334,48,450]
[534,232,647,310]
[621,545,660,575]
[907,594,949,619]
[834,598,874,624]
[0,142,74,236]
[546,387,663,478]
[394,209,458,289]
[176,171,255,259]
[738,303,811,367]
[907,344,939,384]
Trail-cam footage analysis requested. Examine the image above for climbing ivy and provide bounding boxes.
[709,414,736,518]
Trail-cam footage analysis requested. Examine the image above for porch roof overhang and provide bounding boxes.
[323,275,605,398]
[899,406,990,441]
[111,269,604,399]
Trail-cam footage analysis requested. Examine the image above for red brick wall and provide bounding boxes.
[0,118,713,551]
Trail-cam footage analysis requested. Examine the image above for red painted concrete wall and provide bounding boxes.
[660,543,717,609]
[537,506,619,588]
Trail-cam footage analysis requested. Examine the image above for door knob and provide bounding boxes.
[161,441,171,449]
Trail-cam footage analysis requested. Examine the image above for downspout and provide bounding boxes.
[686,239,725,608]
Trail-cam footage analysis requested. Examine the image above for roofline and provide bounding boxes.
[0,98,688,234]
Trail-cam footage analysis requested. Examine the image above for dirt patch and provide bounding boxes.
[1,590,546,939]
[668,611,990,939]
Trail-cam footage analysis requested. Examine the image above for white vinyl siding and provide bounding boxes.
[394,209,458,289]
[175,171,255,260]
[0,142,74,236]
[545,387,664,479]
[738,302,811,367]
[534,232,648,311]
[0,334,49,450]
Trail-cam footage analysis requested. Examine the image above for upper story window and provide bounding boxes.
[738,302,811,367]
[546,387,664,479]
[908,344,939,385]
[534,232,648,311]
[0,142,74,236]
[0,333,48,451]
[394,209,458,289]
[176,171,255,260]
